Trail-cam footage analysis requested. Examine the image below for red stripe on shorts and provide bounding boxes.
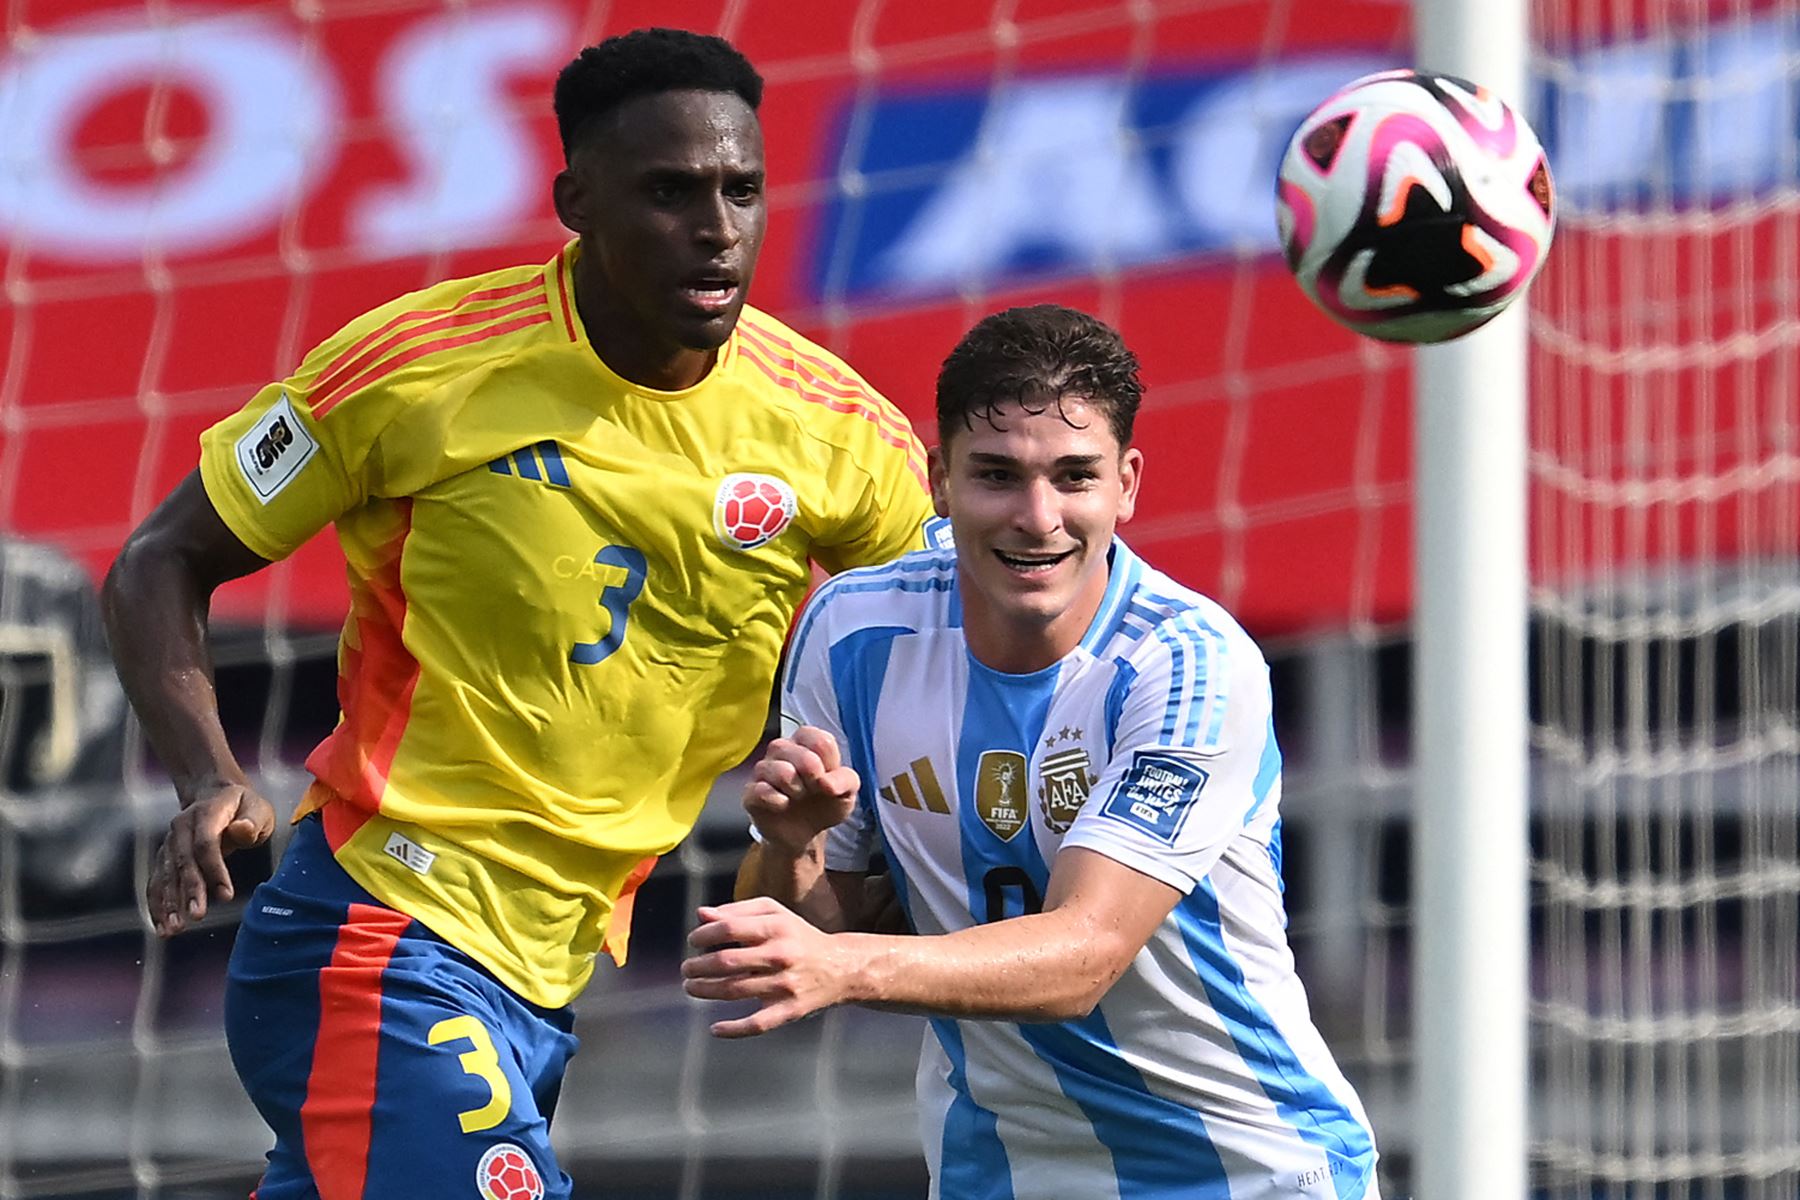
[300,903,414,1200]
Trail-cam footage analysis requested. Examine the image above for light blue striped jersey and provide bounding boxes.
[783,541,1378,1200]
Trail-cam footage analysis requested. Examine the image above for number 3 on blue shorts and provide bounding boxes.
[430,1015,513,1133]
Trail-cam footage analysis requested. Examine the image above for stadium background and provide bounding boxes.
[2,0,1797,1197]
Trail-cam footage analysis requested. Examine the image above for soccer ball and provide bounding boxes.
[1275,69,1555,344]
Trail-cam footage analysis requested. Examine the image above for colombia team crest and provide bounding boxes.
[476,1143,544,1200]
[714,473,797,550]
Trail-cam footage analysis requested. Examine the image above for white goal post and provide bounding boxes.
[1411,1,1531,1198]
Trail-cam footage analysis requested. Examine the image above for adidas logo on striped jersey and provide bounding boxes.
[879,757,950,814]
[487,441,571,487]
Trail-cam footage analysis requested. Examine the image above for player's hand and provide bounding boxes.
[858,872,911,935]
[683,897,858,1037]
[146,782,275,936]
[743,727,860,856]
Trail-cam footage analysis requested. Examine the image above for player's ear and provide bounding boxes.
[927,446,950,518]
[1115,446,1143,525]
[552,165,588,235]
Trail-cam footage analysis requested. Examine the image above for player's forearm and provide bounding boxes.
[839,908,1132,1022]
[102,534,247,804]
[733,840,853,931]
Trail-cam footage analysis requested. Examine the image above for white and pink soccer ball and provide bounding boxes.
[1276,69,1556,344]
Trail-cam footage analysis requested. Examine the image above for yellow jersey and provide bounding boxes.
[199,241,935,1006]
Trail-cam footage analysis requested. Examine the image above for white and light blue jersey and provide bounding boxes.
[782,541,1378,1200]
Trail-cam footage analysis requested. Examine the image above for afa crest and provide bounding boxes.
[1037,746,1097,834]
[1037,726,1097,833]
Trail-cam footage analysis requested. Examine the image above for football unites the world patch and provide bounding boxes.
[921,514,955,548]
[1098,750,1210,844]
[713,473,797,550]
[475,1143,544,1200]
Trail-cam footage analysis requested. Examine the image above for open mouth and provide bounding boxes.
[680,272,740,315]
[994,548,1074,575]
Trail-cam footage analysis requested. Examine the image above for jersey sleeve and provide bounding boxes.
[771,587,880,873]
[809,406,943,576]
[197,323,403,562]
[1059,619,1279,894]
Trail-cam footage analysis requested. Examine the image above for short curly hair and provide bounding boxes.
[936,305,1143,449]
[553,28,764,160]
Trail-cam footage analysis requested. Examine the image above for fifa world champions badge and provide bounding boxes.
[714,473,798,550]
[476,1143,545,1200]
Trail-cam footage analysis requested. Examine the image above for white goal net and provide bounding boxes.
[1,0,1796,1198]
[1529,0,1800,1195]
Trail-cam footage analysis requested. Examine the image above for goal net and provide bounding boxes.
[0,0,1794,1197]
[1529,0,1800,1196]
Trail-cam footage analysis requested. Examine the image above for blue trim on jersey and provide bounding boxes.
[1174,883,1375,1199]
[1195,620,1232,747]
[956,644,1236,1200]
[1102,658,1138,754]
[1122,601,1171,642]
[837,576,955,598]
[944,663,1060,1194]
[1078,541,1141,656]
[955,659,1060,888]
[812,583,1004,1195]
[1152,623,1196,746]
[537,440,571,487]
[817,548,957,594]
[1269,817,1287,906]
[828,626,910,788]
[1179,618,1211,746]
[784,596,836,704]
[486,457,511,475]
[828,624,915,883]
[1245,715,1282,823]
[787,557,954,698]
[929,1017,1016,1200]
[1125,599,1169,622]
[870,803,919,927]
[1013,1018,1232,1198]
[947,664,1244,1194]
[816,616,924,934]
[512,448,542,481]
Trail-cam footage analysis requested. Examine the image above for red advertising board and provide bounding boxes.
[4,0,1795,633]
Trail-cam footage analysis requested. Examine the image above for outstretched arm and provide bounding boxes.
[103,470,276,935]
[686,846,1181,1036]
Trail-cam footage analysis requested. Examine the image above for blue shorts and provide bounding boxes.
[226,815,579,1200]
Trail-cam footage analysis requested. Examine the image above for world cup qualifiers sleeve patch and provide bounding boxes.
[921,515,955,549]
[234,392,318,503]
[1098,750,1210,845]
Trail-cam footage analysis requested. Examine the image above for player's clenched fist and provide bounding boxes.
[743,725,861,855]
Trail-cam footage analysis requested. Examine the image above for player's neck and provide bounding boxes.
[571,265,718,392]
[960,573,1110,675]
